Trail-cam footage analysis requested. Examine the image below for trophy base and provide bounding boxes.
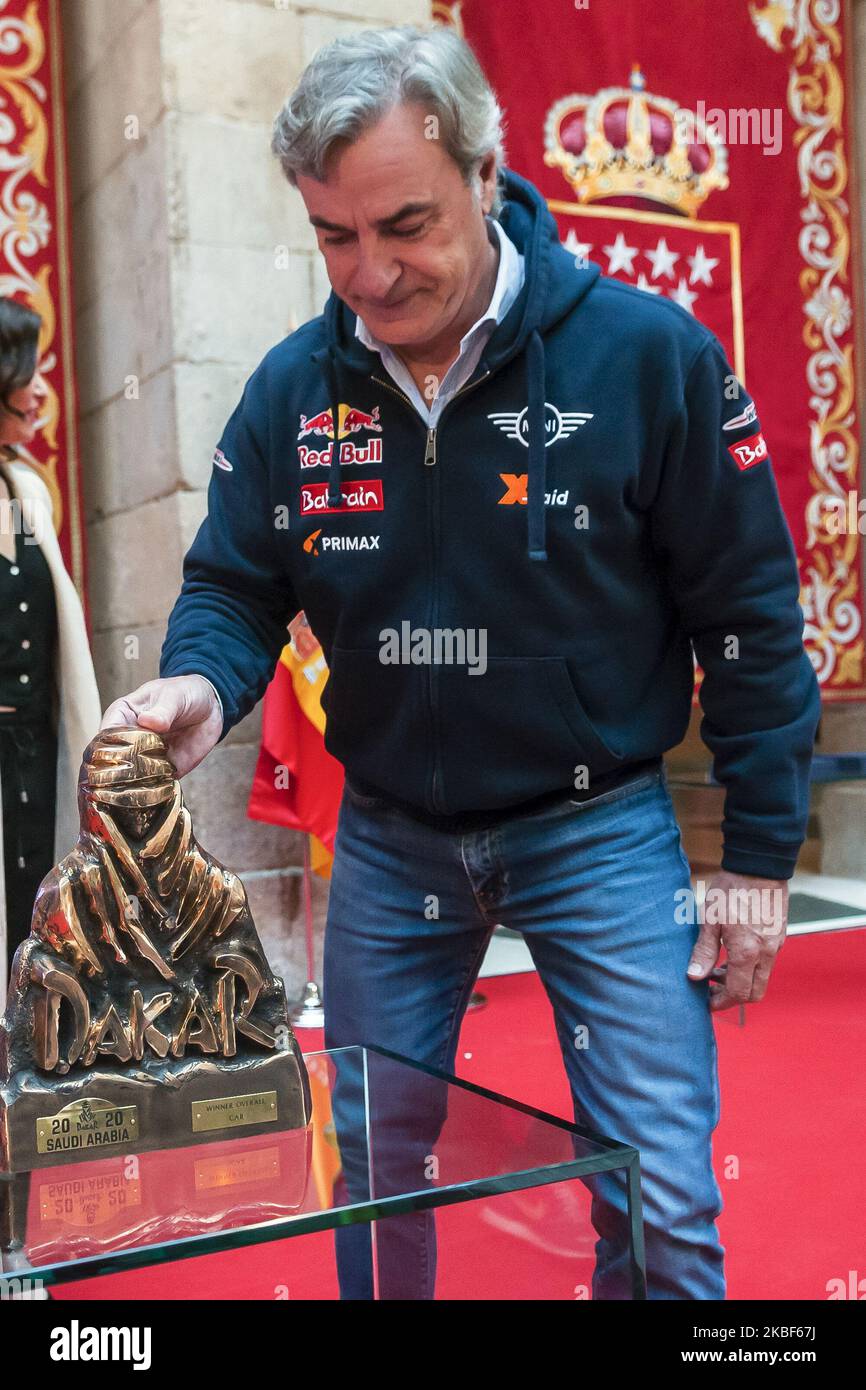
[0,1125,313,1262]
[0,1041,312,1173]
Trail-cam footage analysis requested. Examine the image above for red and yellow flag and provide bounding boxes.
[247,632,343,877]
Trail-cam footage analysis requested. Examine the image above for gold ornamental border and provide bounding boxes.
[0,0,84,595]
[48,0,83,595]
[752,0,866,700]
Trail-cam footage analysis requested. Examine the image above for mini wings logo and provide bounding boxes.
[488,403,594,447]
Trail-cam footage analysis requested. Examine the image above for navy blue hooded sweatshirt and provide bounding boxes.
[160,167,821,880]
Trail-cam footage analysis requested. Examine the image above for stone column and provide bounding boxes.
[60,0,426,991]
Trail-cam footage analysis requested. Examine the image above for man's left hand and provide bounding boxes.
[686,871,789,1012]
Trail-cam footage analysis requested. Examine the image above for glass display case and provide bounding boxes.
[0,1044,646,1300]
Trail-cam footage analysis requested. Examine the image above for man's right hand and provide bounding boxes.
[289,610,319,661]
[100,675,223,778]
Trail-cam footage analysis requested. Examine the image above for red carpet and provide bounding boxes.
[52,928,866,1300]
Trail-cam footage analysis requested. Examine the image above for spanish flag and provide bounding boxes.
[247,638,344,877]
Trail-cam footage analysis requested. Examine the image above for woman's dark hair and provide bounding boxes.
[0,296,41,418]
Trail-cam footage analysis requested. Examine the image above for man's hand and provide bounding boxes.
[100,675,223,778]
[289,610,320,661]
[686,870,789,1012]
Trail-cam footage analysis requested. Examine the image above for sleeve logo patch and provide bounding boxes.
[722,401,758,432]
[728,430,768,470]
[213,447,233,472]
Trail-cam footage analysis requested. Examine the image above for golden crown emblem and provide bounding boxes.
[544,65,729,218]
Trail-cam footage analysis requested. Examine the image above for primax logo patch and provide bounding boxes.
[303,529,380,555]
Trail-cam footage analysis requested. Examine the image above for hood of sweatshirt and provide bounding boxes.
[309,166,601,561]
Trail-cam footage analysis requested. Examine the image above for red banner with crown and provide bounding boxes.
[0,0,86,599]
[434,0,866,699]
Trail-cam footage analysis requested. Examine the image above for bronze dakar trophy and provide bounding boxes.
[0,727,312,1173]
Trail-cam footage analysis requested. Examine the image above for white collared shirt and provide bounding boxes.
[354,217,525,427]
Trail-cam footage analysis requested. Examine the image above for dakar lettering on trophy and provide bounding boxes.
[30,946,278,1076]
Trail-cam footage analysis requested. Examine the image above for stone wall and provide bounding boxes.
[60,0,427,993]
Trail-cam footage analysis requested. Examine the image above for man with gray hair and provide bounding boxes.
[105,24,820,1299]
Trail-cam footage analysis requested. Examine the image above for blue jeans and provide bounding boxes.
[323,766,726,1300]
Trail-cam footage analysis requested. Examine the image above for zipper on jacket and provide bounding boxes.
[371,368,492,812]
[428,447,443,810]
[370,367,492,446]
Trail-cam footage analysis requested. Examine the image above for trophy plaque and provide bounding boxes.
[0,728,312,1172]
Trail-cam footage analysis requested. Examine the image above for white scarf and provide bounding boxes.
[0,456,102,1014]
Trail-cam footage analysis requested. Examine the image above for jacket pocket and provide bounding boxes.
[321,646,428,801]
[543,658,623,763]
[436,656,622,811]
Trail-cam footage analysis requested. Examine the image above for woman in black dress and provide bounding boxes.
[0,296,100,995]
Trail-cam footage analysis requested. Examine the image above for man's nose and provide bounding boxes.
[349,242,401,301]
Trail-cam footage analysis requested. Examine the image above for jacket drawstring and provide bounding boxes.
[318,347,344,509]
[526,328,548,562]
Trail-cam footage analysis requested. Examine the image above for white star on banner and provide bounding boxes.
[603,231,639,276]
[644,237,680,281]
[688,244,719,287]
[635,273,663,296]
[563,228,594,266]
[669,277,699,313]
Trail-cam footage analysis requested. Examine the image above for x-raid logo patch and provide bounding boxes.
[498,475,570,507]
[303,528,380,556]
[488,403,594,447]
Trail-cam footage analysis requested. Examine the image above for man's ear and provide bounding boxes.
[476,152,498,215]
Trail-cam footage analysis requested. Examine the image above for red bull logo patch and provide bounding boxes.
[299,438,382,469]
[297,403,382,441]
